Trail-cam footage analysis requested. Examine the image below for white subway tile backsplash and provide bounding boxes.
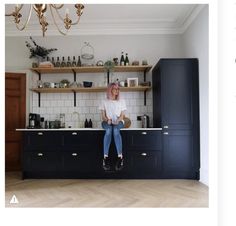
[89,93,96,99]
[53,107,61,114]
[89,106,96,114]
[46,107,53,114]
[64,100,72,107]
[57,100,64,107]
[60,107,68,113]
[94,113,101,121]
[78,99,85,106]
[32,100,38,107]
[147,98,152,106]
[32,90,153,128]
[130,99,136,106]
[39,108,46,114]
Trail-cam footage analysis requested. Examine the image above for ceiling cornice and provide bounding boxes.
[5,5,205,37]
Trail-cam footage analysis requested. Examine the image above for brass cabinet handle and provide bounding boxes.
[141,132,147,135]
[37,132,43,136]
[163,132,169,135]
[72,153,78,156]
[37,153,43,156]
[141,152,147,156]
[72,132,77,135]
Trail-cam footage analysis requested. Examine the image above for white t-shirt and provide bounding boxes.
[99,99,127,123]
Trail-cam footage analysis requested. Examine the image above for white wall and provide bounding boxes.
[182,5,209,185]
[5,34,184,128]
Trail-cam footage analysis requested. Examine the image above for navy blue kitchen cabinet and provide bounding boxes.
[24,131,63,151]
[23,131,63,178]
[125,130,162,178]
[22,130,163,179]
[62,131,101,178]
[152,59,200,179]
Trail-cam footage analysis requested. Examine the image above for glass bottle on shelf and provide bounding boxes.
[61,57,66,67]
[37,80,43,88]
[72,56,77,67]
[124,53,129,66]
[120,51,125,66]
[77,56,81,67]
[67,56,72,67]
[84,118,89,128]
[51,57,56,67]
[88,119,93,128]
[55,57,61,67]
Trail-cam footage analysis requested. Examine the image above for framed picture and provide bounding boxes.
[127,77,138,87]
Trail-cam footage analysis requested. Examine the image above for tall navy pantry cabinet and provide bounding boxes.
[152,59,200,179]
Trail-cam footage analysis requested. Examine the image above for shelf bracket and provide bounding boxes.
[143,69,147,105]
[38,93,41,107]
[72,70,77,106]
[37,72,41,107]
[74,92,76,107]
[144,90,147,106]
[72,69,76,81]
[107,70,110,84]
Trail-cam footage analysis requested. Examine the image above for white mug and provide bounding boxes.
[120,81,125,87]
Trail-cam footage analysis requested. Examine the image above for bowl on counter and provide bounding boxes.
[83,81,93,88]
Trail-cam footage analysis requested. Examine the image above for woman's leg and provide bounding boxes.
[113,121,124,156]
[102,121,112,157]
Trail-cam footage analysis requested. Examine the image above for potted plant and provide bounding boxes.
[104,60,115,72]
[25,36,57,65]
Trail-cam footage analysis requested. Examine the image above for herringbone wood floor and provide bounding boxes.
[5,172,208,208]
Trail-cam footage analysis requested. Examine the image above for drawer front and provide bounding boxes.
[125,131,162,151]
[63,151,99,172]
[127,150,161,173]
[63,131,99,151]
[24,152,62,171]
[25,132,63,151]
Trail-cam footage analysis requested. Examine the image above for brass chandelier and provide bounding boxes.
[5,4,84,36]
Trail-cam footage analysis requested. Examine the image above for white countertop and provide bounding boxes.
[16,128,162,131]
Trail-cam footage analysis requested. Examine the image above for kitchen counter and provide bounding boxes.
[16,128,162,131]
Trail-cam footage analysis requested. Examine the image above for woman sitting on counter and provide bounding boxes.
[99,83,127,171]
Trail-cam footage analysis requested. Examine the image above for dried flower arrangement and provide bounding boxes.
[25,36,57,59]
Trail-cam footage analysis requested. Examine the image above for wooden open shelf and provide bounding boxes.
[31,86,152,93]
[30,65,152,74]
[30,64,153,107]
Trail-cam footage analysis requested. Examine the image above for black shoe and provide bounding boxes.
[103,157,111,171]
[115,157,124,171]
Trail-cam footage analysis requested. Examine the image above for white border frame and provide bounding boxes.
[127,77,138,87]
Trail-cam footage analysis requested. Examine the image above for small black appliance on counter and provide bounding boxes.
[137,114,150,128]
[28,113,41,128]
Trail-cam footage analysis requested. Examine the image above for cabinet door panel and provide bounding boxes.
[63,151,98,172]
[126,131,162,151]
[25,132,62,151]
[163,130,193,172]
[128,151,161,173]
[161,60,195,130]
[63,131,99,151]
[24,152,62,171]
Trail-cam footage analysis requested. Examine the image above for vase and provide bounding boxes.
[37,56,45,66]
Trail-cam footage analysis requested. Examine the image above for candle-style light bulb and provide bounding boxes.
[65,8,69,17]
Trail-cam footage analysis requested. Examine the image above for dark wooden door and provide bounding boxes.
[5,73,26,171]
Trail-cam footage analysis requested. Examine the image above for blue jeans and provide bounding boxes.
[102,121,124,156]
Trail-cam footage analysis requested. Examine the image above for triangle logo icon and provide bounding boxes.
[10,195,19,204]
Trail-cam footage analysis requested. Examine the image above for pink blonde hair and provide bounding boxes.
[106,83,120,100]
